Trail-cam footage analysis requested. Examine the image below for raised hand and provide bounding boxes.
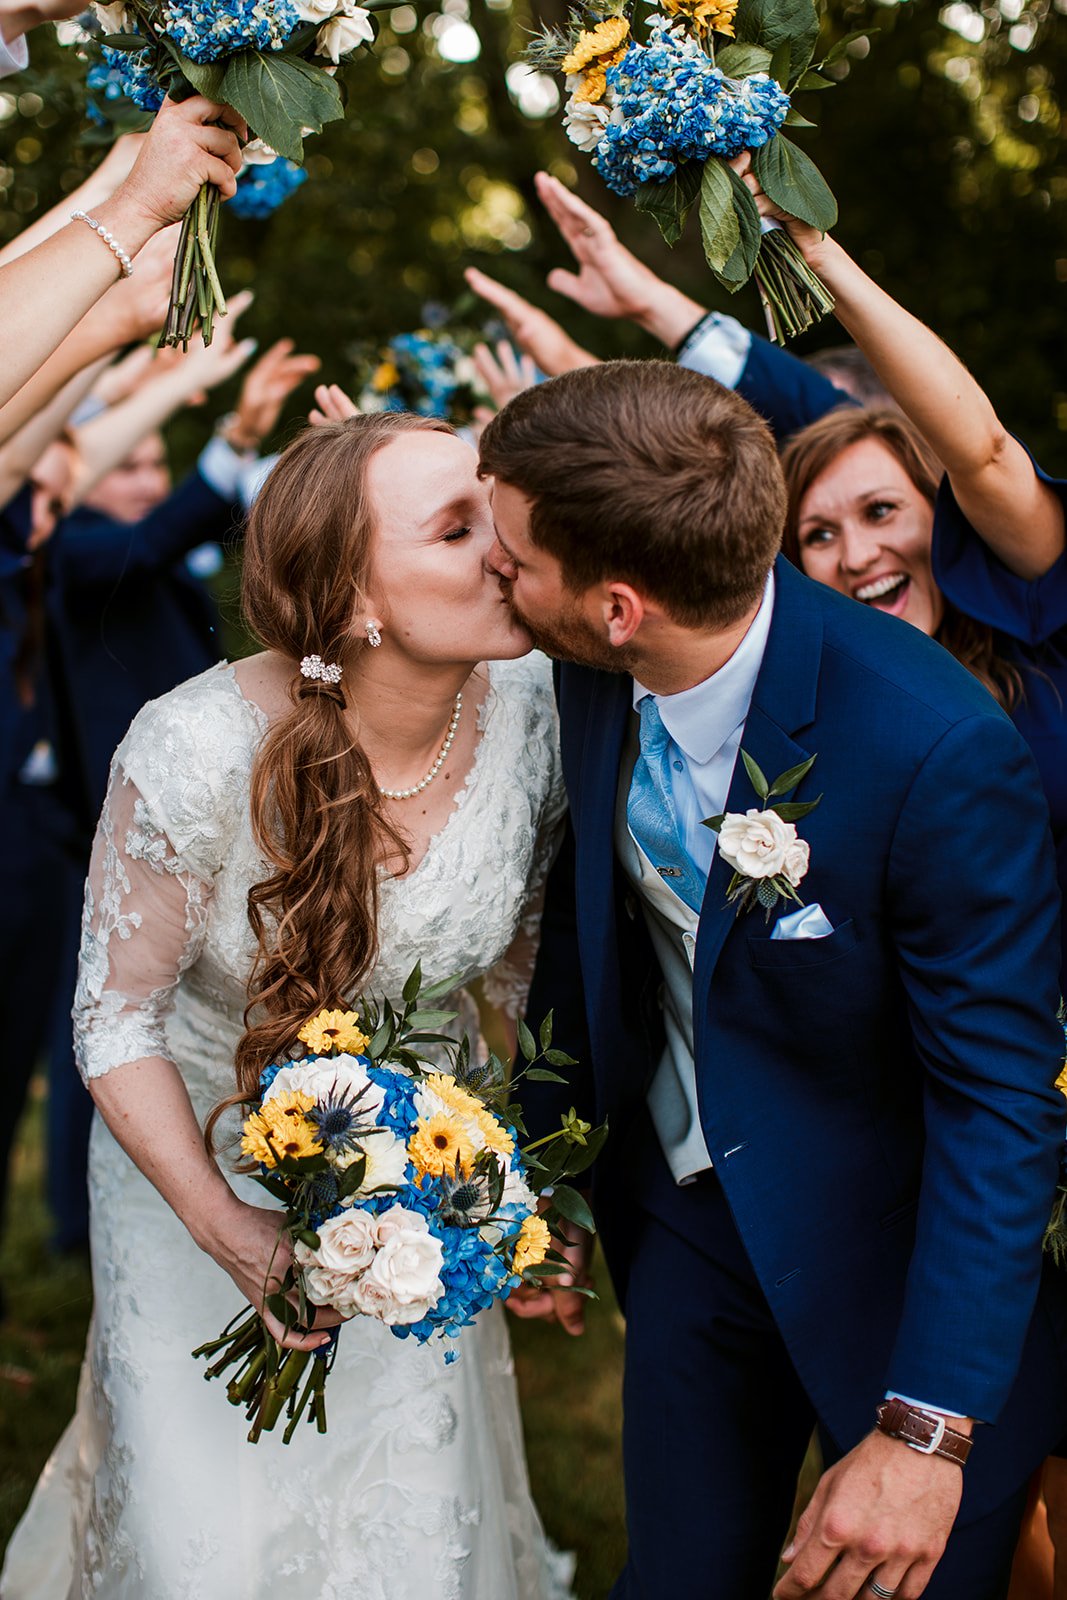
[100,95,247,246]
[226,338,321,449]
[464,266,597,377]
[308,382,359,426]
[506,1218,594,1337]
[471,340,539,410]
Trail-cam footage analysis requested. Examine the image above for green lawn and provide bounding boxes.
[0,1089,815,1598]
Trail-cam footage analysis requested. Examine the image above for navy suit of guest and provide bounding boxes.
[526,553,1067,1598]
[44,463,241,1250]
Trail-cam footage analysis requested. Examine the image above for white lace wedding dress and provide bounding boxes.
[1,654,573,1600]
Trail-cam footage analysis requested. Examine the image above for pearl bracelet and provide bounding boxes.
[70,210,134,279]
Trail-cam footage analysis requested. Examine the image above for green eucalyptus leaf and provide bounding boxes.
[783,106,817,128]
[741,749,770,800]
[715,41,773,75]
[796,67,833,89]
[717,165,762,285]
[699,159,740,274]
[539,1011,554,1052]
[525,1067,569,1083]
[767,754,817,796]
[772,796,823,821]
[403,1008,458,1031]
[221,49,343,162]
[516,1017,537,1063]
[400,959,423,1006]
[752,134,838,232]
[635,160,702,247]
[419,971,465,1002]
[549,1184,596,1233]
[701,812,726,832]
[544,1048,578,1067]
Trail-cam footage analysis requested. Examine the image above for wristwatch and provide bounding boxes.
[875,1399,972,1467]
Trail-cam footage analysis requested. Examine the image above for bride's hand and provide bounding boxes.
[729,150,832,273]
[207,1198,347,1352]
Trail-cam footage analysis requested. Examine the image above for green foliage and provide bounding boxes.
[753,131,838,230]
[222,49,345,161]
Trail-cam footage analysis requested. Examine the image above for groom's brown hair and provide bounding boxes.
[478,360,786,628]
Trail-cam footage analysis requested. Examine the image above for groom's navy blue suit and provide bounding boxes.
[526,556,1067,1597]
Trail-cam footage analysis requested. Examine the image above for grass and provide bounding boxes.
[0,1089,815,1598]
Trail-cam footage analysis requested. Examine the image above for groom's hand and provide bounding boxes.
[773,1429,966,1599]
[506,1221,594,1336]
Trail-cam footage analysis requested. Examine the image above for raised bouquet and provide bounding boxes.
[195,965,606,1443]
[356,327,487,425]
[80,0,382,345]
[527,0,871,342]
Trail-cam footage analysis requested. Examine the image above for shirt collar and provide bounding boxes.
[632,569,775,766]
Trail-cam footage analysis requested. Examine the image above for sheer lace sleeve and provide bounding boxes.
[480,671,568,1021]
[73,764,216,1083]
[72,667,254,1084]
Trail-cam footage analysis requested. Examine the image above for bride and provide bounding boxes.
[2,412,572,1599]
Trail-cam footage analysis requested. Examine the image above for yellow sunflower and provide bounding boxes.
[408,1113,475,1180]
[562,15,630,75]
[298,1009,371,1057]
[512,1214,552,1276]
[424,1073,485,1120]
[371,360,400,393]
[241,1091,322,1166]
[662,0,737,33]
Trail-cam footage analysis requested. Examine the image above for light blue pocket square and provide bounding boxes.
[771,903,835,941]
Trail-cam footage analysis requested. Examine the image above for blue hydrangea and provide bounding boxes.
[375,331,469,420]
[99,43,165,111]
[593,16,790,197]
[229,158,308,220]
[159,0,300,63]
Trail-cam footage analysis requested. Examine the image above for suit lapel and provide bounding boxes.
[572,668,631,1002]
[692,558,824,1000]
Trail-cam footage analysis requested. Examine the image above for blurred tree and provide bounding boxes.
[0,0,1062,468]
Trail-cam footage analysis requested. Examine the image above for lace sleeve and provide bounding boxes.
[73,761,215,1084]
[481,784,568,1022]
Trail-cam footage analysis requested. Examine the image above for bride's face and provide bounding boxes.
[364,432,532,664]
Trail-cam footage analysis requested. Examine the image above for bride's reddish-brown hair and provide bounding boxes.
[230,412,453,1106]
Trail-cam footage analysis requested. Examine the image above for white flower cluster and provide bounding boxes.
[716,808,810,886]
[294,1206,445,1325]
[293,0,374,63]
[562,75,619,154]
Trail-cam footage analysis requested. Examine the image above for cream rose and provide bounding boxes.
[314,6,374,62]
[293,0,343,18]
[563,86,613,153]
[781,838,811,889]
[304,1208,379,1277]
[346,1208,444,1325]
[717,808,796,880]
[295,1257,362,1312]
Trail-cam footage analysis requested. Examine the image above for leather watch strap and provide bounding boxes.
[875,1398,972,1466]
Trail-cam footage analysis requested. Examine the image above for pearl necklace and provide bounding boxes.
[378,692,463,801]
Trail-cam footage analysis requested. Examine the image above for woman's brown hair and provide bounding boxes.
[780,407,1022,711]
[220,412,453,1121]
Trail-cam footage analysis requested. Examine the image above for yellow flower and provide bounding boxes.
[573,65,609,104]
[408,1113,475,1180]
[1056,1060,1067,1099]
[662,0,737,33]
[512,1213,552,1276]
[372,360,400,393]
[241,1091,322,1166]
[561,15,630,75]
[298,1009,370,1056]
[474,1107,515,1158]
[423,1074,516,1158]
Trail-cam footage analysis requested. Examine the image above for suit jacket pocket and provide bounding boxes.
[747,917,859,971]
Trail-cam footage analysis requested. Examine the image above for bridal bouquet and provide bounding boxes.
[527,0,872,341]
[356,329,486,424]
[195,965,605,1443]
[80,0,381,344]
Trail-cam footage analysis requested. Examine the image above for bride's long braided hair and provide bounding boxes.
[214,413,454,1134]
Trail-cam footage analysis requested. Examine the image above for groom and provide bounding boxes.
[479,360,1067,1599]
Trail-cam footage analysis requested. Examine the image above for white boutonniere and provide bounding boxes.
[703,752,822,920]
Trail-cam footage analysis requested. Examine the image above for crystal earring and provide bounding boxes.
[365,620,382,649]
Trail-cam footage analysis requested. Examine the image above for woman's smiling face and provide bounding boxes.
[795,436,944,637]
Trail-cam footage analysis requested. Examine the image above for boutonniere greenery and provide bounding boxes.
[703,751,821,919]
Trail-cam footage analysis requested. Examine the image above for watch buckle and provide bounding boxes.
[907,1413,947,1455]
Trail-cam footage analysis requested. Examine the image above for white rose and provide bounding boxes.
[295,1257,362,1312]
[293,0,342,18]
[346,1207,444,1325]
[717,808,796,880]
[241,137,281,165]
[304,1208,380,1276]
[501,1164,537,1213]
[337,1130,409,1199]
[264,1055,384,1124]
[91,1,133,33]
[562,90,613,154]
[314,6,374,61]
[781,838,811,889]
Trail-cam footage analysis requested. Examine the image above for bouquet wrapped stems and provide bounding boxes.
[162,180,226,349]
[754,228,835,344]
[194,1304,332,1444]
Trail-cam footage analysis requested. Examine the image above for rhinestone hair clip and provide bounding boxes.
[300,654,343,686]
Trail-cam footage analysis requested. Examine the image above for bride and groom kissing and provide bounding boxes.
[4,358,1065,1600]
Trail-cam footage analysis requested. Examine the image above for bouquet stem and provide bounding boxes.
[754,228,835,345]
[161,181,227,350]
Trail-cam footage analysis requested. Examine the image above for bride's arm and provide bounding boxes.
[77,762,337,1351]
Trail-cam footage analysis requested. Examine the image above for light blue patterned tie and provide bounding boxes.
[627,696,706,913]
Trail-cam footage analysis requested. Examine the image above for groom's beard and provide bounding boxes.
[498,580,634,674]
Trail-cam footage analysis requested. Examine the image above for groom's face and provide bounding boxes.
[486,478,625,671]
